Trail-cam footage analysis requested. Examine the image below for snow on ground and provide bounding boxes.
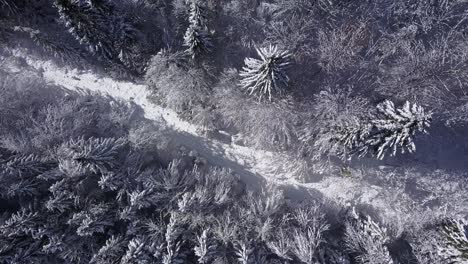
[16,52,413,218]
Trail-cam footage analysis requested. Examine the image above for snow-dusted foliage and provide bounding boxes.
[194,230,215,263]
[3,0,468,262]
[403,216,468,264]
[54,0,118,59]
[438,218,468,262]
[0,69,352,264]
[58,137,128,175]
[145,48,212,116]
[239,45,292,101]
[302,97,432,160]
[216,73,300,150]
[13,26,85,63]
[300,87,371,160]
[0,0,16,13]
[291,213,330,264]
[344,208,395,264]
[364,100,432,159]
[183,0,213,59]
[0,0,161,74]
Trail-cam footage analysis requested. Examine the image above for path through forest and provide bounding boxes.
[18,53,407,219]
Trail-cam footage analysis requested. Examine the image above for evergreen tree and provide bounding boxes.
[344,208,395,264]
[90,235,127,264]
[307,99,432,160]
[54,0,115,60]
[438,218,468,262]
[363,100,432,159]
[194,229,215,264]
[13,26,84,62]
[183,0,213,59]
[0,0,16,15]
[309,117,372,160]
[57,137,128,175]
[267,229,292,261]
[239,45,292,101]
[54,0,142,69]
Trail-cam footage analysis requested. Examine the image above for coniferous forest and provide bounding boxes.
[0,0,468,263]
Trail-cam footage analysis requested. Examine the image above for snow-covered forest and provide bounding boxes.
[1,0,468,263]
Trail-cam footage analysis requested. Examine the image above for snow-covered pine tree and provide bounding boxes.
[310,116,372,160]
[88,0,114,15]
[162,214,185,264]
[291,226,328,264]
[235,240,253,264]
[13,26,84,62]
[308,99,431,160]
[54,0,115,59]
[187,0,207,29]
[239,45,292,101]
[67,203,115,237]
[344,208,395,264]
[0,154,52,199]
[438,218,468,262]
[183,25,213,60]
[267,228,292,261]
[363,100,432,159]
[183,0,213,59]
[0,0,16,15]
[289,204,330,264]
[57,137,127,175]
[120,238,152,264]
[194,229,216,264]
[90,235,127,264]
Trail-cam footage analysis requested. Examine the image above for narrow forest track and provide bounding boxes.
[19,54,412,219]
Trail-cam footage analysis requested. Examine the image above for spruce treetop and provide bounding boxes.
[239,45,292,101]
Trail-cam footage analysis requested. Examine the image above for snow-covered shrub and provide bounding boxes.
[0,74,137,157]
[407,228,447,264]
[239,45,292,101]
[292,226,328,264]
[191,105,220,134]
[267,229,293,261]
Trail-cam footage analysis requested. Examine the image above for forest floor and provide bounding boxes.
[9,50,467,222]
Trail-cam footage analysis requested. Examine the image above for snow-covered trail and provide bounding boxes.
[21,55,400,217]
